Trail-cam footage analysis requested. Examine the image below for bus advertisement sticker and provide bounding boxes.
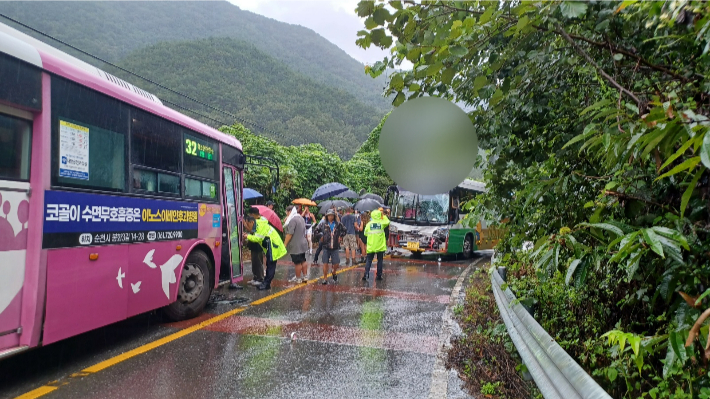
[42,190,199,249]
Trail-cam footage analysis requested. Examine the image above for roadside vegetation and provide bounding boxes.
[357,1,710,397]
[446,269,536,399]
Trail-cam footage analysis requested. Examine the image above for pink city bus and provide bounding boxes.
[0,22,247,359]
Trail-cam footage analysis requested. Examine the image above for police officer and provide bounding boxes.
[242,213,286,290]
[362,209,390,281]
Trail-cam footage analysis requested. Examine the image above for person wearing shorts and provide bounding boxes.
[283,205,309,283]
[340,207,359,264]
[314,209,346,285]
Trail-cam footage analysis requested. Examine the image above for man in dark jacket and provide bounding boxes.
[314,209,347,285]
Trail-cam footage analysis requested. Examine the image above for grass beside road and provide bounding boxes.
[445,268,537,399]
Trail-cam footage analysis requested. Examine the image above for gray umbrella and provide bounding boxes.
[337,189,359,199]
[354,198,382,212]
[318,200,351,214]
[360,193,384,204]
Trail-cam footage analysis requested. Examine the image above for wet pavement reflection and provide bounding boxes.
[1,253,477,399]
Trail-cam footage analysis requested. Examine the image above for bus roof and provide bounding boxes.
[0,21,242,151]
[458,179,486,193]
[394,180,487,196]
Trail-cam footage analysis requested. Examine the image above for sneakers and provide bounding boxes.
[321,278,328,285]
[331,272,338,282]
[301,278,308,284]
[257,283,271,290]
[288,276,300,283]
[362,273,368,281]
[376,275,383,281]
[250,280,262,286]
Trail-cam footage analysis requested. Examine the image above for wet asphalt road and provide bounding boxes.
[1,252,482,399]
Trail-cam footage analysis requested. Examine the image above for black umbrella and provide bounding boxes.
[360,193,384,204]
[312,182,349,201]
[354,198,382,212]
[318,200,352,214]
[337,189,359,199]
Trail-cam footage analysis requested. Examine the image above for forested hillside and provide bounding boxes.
[110,37,381,157]
[0,1,389,112]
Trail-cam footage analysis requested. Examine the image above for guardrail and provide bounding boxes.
[491,268,612,399]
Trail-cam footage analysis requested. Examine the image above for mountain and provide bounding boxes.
[0,1,392,157]
[0,1,390,112]
[111,37,382,157]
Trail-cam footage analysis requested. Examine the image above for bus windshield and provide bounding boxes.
[393,191,417,219]
[416,193,449,223]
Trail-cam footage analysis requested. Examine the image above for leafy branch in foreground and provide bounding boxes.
[355,1,710,397]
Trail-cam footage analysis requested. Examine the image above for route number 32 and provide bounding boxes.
[185,139,198,156]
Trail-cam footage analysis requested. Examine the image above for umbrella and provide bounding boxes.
[360,193,384,204]
[243,188,263,200]
[354,198,383,212]
[311,182,349,201]
[318,200,351,213]
[337,189,359,199]
[253,205,283,232]
[292,198,317,207]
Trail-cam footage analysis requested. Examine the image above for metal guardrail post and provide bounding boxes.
[491,271,612,399]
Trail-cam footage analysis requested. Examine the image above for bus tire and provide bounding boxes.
[462,234,473,259]
[163,250,213,321]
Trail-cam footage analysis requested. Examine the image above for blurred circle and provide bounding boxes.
[379,97,478,195]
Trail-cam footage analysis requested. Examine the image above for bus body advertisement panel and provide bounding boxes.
[42,190,199,249]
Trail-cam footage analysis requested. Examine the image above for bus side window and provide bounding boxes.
[51,77,128,192]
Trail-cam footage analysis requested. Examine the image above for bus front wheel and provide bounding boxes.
[163,250,213,321]
[462,234,473,259]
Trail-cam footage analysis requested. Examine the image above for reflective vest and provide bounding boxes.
[247,217,287,262]
[365,210,390,253]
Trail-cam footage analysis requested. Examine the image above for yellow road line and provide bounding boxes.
[14,386,58,399]
[15,264,358,399]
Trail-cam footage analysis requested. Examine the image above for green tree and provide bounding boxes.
[356,1,710,397]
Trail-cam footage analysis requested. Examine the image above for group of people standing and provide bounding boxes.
[241,201,392,289]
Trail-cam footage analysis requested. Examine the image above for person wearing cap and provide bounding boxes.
[314,209,347,285]
[242,211,287,290]
[362,209,390,281]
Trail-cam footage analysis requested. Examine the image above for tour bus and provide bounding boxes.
[0,22,247,359]
[385,180,505,258]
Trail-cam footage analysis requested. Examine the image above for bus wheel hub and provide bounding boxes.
[179,263,204,304]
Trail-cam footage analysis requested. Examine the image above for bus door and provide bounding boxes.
[221,166,242,282]
[0,109,32,351]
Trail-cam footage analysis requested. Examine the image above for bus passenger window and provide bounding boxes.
[51,77,127,192]
[0,114,31,181]
[158,173,180,194]
[131,109,181,173]
[186,178,216,200]
[133,169,156,192]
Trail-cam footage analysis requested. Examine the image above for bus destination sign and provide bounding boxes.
[185,135,215,161]
[42,190,200,249]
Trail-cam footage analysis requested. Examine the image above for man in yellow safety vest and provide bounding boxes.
[362,209,390,281]
[242,211,286,290]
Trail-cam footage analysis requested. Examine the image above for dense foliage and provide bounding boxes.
[221,116,393,215]
[113,37,383,158]
[0,1,390,112]
[356,0,710,397]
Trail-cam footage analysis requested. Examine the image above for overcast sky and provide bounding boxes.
[227,0,391,65]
